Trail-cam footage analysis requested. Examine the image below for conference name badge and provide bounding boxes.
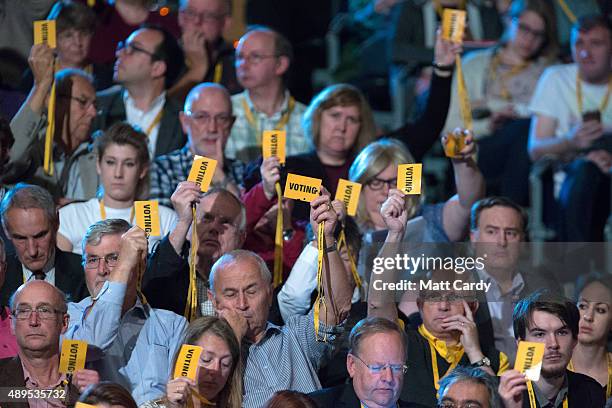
[34,20,57,48]
[135,200,161,237]
[515,341,545,381]
[397,164,422,195]
[284,173,322,202]
[173,344,204,380]
[335,179,362,216]
[59,339,87,374]
[262,130,286,164]
[442,9,466,44]
[188,155,217,192]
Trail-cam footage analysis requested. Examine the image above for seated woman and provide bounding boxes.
[57,122,177,254]
[571,274,612,397]
[155,316,242,408]
[79,382,137,408]
[443,0,559,204]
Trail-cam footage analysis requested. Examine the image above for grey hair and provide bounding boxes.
[209,249,271,294]
[201,187,247,233]
[81,219,131,263]
[0,183,58,233]
[348,317,407,358]
[184,82,232,114]
[9,280,68,314]
[437,366,503,408]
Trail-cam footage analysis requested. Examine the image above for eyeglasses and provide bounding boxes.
[185,111,234,129]
[116,41,159,60]
[12,306,65,320]
[68,96,96,111]
[235,53,278,65]
[180,8,227,23]
[351,354,408,375]
[84,253,119,269]
[516,21,545,39]
[438,402,484,408]
[366,177,397,191]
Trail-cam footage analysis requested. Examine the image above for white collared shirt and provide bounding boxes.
[21,264,56,285]
[123,90,166,158]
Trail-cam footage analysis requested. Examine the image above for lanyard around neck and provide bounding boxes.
[489,50,530,102]
[99,199,135,223]
[242,95,296,143]
[526,380,568,408]
[567,353,612,398]
[418,325,464,391]
[576,72,612,114]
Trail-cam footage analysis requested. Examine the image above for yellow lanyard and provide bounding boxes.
[576,72,612,114]
[145,109,164,138]
[433,0,465,17]
[313,222,327,342]
[527,380,568,408]
[567,353,612,398]
[213,61,223,84]
[44,59,58,176]
[556,0,576,24]
[488,51,530,102]
[242,96,296,143]
[418,325,464,391]
[184,206,199,321]
[186,386,217,407]
[98,199,135,223]
[272,183,284,288]
[455,54,473,130]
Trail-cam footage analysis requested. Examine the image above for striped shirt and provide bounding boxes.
[242,308,343,408]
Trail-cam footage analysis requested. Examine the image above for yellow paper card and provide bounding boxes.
[34,20,57,48]
[135,200,161,237]
[397,164,422,195]
[444,131,467,158]
[173,344,204,380]
[442,9,466,44]
[76,403,97,408]
[284,173,322,202]
[335,179,362,216]
[514,341,545,382]
[262,130,286,164]
[59,339,87,374]
[188,155,217,192]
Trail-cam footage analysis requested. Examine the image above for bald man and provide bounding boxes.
[150,82,244,207]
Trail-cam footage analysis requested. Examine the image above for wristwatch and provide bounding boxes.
[325,241,338,253]
[472,356,491,368]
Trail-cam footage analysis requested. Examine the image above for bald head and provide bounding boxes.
[184,83,232,113]
[10,280,67,312]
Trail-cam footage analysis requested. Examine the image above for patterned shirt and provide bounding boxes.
[226,90,310,163]
[150,145,245,208]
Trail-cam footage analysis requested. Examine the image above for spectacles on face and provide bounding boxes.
[65,96,97,111]
[351,353,408,375]
[438,402,484,408]
[116,40,160,60]
[235,52,278,65]
[366,177,397,191]
[516,21,545,39]
[12,306,65,320]
[84,253,119,270]
[185,110,234,129]
[180,8,227,23]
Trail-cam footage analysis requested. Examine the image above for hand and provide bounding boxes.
[171,181,202,224]
[260,157,281,200]
[28,44,55,88]
[181,29,208,79]
[112,226,148,282]
[380,189,408,237]
[310,187,340,243]
[434,28,463,67]
[440,300,481,356]
[498,370,528,408]
[72,369,99,393]
[442,128,477,162]
[166,377,195,408]
[585,149,612,174]
[488,105,518,133]
[568,120,604,150]
[218,307,248,342]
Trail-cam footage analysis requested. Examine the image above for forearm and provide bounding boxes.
[452,158,485,210]
[168,220,191,255]
[529,136,574,161]
[322,244,353,325]
[367,235,402,321]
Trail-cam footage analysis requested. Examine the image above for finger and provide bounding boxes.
[462,299,474,321]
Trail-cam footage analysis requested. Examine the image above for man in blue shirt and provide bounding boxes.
[65,219,187,405]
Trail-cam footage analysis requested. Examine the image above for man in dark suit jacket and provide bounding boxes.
[309,317,427,408]
[0,184,87,305]
[91,25,186,158]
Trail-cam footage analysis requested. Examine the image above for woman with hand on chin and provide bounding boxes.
[571,275,612,397]
[57,122,178,255]
[160,316,243,408]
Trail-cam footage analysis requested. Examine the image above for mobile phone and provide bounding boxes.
[582,110,601,123]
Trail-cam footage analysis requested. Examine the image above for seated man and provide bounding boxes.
[6,60,98,200]
[0,280,99,403]
[150,83,244,208]
[206,192,354,407]
[65,219,187,405]
[0,184,88,306]
[309,317,424,408]
[437,366,503,408]
[499,289,605,407]
[170,0,242,101]
[227,26,310,163]
[144,185,246,315]
[93,25,186,158]
[529,14,612,241]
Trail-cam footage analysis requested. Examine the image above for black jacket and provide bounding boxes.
[91,87,186,157]
[519,371,605,408]
[0,247,88,306]
[309,382,428,408]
